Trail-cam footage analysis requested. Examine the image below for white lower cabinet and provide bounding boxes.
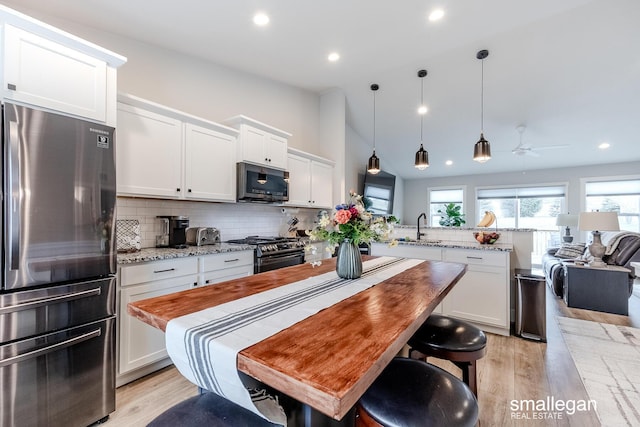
[117,257,198,386]
[117,252,253,386]
[442,249,510,335]
[198,251,253,286]
[371,243,511,335]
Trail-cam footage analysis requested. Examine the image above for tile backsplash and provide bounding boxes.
[116,197,320,248]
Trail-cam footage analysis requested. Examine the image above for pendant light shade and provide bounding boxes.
[473,49,491,163]
[367,83,381,175]
[415,69,429,170]
[473,133,491,163]
[415,144,429,170]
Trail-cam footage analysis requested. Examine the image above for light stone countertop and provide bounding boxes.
[376,239,513,252]
[117,243,254,264]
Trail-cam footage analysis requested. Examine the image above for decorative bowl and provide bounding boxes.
[473,231,500,245]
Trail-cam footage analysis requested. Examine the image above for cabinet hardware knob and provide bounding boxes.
[176,188,181,192]
[188,189,192,193]
[7,83,16,91]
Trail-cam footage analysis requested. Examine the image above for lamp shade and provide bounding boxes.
[578,211,620,231]
[555,214,578,227]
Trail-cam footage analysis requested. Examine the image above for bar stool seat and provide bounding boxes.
[147,392,280,427]
[356,357,478,427]
[408,314,487,396]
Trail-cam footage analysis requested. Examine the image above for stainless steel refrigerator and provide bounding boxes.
[0,102,117,427]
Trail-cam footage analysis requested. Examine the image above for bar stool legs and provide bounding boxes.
[408,314,487,397]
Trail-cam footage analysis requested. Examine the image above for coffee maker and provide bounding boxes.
[156,216,189,248]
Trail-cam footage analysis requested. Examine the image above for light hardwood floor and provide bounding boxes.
[105,283,640,427]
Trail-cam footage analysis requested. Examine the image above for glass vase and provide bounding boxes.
[336,239,363,279]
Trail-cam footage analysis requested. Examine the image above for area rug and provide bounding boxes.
[557,317,640,426]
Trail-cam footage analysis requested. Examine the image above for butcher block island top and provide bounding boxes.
[127,256,467,420]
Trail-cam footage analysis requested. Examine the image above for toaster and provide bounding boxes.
[186,227,220,246]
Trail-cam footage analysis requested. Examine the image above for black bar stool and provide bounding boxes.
[356,357,478,427]
[147,392,281,427]
[408,314,487,396]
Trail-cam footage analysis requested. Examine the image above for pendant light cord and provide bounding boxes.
[420,76,424,143]
[373,89,376,151]
[480,58,484,134]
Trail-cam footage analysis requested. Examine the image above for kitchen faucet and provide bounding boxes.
[417,212,427,240]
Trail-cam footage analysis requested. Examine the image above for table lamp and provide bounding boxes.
[578,211,620,268]
[555,214,579,243]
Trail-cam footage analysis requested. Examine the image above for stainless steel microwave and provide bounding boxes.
[237,162,289,203]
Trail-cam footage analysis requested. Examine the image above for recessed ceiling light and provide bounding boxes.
[253,13,270,26]
[446,160,453,166]
[418,105,428,115]
[598,142,610,149]
[328,52,340,62]
[428,9,445,22]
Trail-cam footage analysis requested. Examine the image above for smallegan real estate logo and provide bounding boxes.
[510,396,597,420]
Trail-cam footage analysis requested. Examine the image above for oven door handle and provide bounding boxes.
[259,252,304,263]
[0,328,102,367]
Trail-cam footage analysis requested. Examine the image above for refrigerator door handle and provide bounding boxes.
[0,287,102,315]
[7,120,20,270]
[0,328,102,368]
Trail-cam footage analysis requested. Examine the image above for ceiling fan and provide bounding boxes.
[511,125,568,157]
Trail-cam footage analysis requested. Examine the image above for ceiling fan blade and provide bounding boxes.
[533,144,570,151]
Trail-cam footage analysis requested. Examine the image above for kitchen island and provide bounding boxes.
[127,256,466,424]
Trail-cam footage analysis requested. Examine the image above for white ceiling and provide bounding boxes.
[4,0,640,179]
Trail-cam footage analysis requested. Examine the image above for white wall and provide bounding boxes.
[403,160,640,226]
[345,125,404,220]
[320,89,346,204]
[6,8,327,156]
[117,197,319,249]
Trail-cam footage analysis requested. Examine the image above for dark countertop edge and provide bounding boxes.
[117,243,254,264]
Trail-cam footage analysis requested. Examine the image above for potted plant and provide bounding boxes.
[438,203,466,227]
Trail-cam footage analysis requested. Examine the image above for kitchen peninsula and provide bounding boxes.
[128,257,466,423]
[372,226,533,336]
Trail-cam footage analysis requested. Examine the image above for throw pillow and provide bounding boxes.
[554,242,586,259]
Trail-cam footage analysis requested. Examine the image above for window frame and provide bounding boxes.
[427,185,466,228]
[580,174,640,234]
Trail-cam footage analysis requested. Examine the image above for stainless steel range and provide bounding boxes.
[226,236,305,274]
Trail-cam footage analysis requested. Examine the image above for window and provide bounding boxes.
[584,178,640,232]
[476,185,566,229]
[428,187,464,227]
[476,185,567,268]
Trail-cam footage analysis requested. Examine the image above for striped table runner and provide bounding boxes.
[165,256,423,424]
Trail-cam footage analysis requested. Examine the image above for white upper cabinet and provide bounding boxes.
[184,123,236,202]
[0,6,125,124]
[286,148,334,209]
[117,103,183,198]
[225,115,291,170]
[116,94,238,202]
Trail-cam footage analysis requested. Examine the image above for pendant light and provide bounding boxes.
[473,49,491,163]
[367,83,381,175]
[414,69,429,170]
